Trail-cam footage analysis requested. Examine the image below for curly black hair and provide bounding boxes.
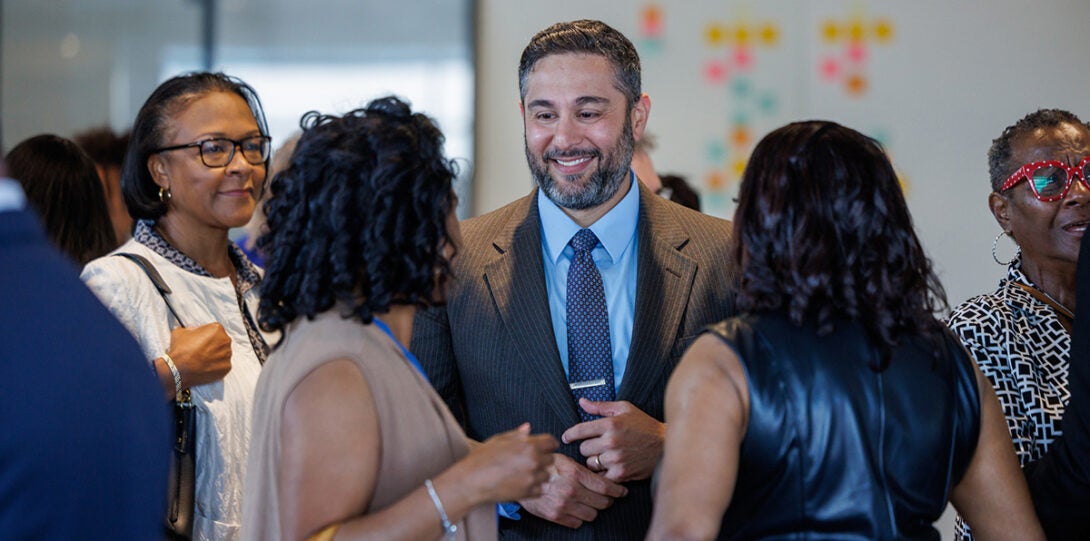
[257,96,458,336]
[733,121,948,370]
[988,108,1085,192]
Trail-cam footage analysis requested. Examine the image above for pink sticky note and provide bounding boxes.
[704,60,728,83]
[847,42,867,64]
[733,47,753,70]
[820,57,840,80]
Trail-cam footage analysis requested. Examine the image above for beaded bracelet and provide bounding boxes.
[424,479,457,540]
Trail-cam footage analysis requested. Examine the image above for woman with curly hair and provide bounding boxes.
[241,96,556,541]
[646,121,1043,540]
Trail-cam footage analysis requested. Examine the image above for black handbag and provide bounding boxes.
[116,253,196,540]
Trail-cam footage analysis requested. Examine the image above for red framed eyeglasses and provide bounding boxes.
[1000,155,1090,202]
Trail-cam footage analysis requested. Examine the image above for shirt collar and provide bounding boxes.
[0,178,26,213]
[1004,254,1032,288]
[133,219,262,293]
[538,170,640,264]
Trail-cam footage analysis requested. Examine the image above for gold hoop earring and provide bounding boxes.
[992,231,1019,266]
[159,186,172,203]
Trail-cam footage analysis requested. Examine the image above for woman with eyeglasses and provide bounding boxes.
[647,121,1043,541]
[81,72,274,541]
[946,108,1090,541]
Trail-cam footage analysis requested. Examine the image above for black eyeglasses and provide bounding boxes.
[153,135,272,168]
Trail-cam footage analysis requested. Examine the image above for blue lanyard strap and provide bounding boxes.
[371,318,430,384]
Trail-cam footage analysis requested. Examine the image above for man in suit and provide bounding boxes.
[0,167,169,539]
[412,20,735,539]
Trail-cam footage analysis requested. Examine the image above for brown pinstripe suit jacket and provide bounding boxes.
[411,182,737,540]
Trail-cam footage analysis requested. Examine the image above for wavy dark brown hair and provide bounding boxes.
[257,96,457,336]
[6,134,117,265]
[733,121,948,370]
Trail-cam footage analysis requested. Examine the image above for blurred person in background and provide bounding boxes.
[630,133,701,211]
[6,134,117,265]
[235,132,299,267]
[74,126,133,244]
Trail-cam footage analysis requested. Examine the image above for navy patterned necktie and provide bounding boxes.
[566,228,615,421]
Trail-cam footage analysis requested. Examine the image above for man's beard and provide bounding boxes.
[528,120,634,211]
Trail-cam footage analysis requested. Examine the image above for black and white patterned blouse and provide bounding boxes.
[134,219,269,364]
[947,254,1070,540]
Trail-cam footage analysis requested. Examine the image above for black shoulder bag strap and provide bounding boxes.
[115,252,188,327]
[114,252,196,540]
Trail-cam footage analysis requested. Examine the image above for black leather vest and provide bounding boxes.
[706,312,980,540]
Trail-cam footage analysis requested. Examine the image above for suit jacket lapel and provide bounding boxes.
[481,191,581,426]
[618,185,697,402]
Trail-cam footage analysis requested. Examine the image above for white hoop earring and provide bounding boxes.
[992,232,1019,266]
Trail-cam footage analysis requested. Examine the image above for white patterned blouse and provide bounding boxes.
[946,254,1070,540]
[81,220,271,541]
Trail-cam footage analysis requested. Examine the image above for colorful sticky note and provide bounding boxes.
[703,60,728,84]
[733,47,754,70]
[731,77,752,98]
[846,73,867,95]
[706,141,727,163]
[642,5,663,37]
[759,24,779,46]
[821,21,840,43]
[731,158,749,177]
[706,171,726,190]
[735,25,751,45]
[640,39,663,56]
[848,19,865,41]
[874,19,894,43]
[847,42,867,64]
[820,57,840,80]
[757,92,778,115]
[706,24,726,46]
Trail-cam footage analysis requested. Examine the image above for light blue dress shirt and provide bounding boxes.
[538,172,640,394]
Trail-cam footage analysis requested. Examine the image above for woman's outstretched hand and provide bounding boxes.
[453,423,558,505]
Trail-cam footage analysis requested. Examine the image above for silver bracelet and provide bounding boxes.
[161,352,182,402]
[424,479,457,540]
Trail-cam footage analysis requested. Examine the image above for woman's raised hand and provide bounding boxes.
[167,322,233,388]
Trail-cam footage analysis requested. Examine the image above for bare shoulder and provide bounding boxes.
[668,332,750,428]
[679,333,746,384]
[286,358,373,420]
